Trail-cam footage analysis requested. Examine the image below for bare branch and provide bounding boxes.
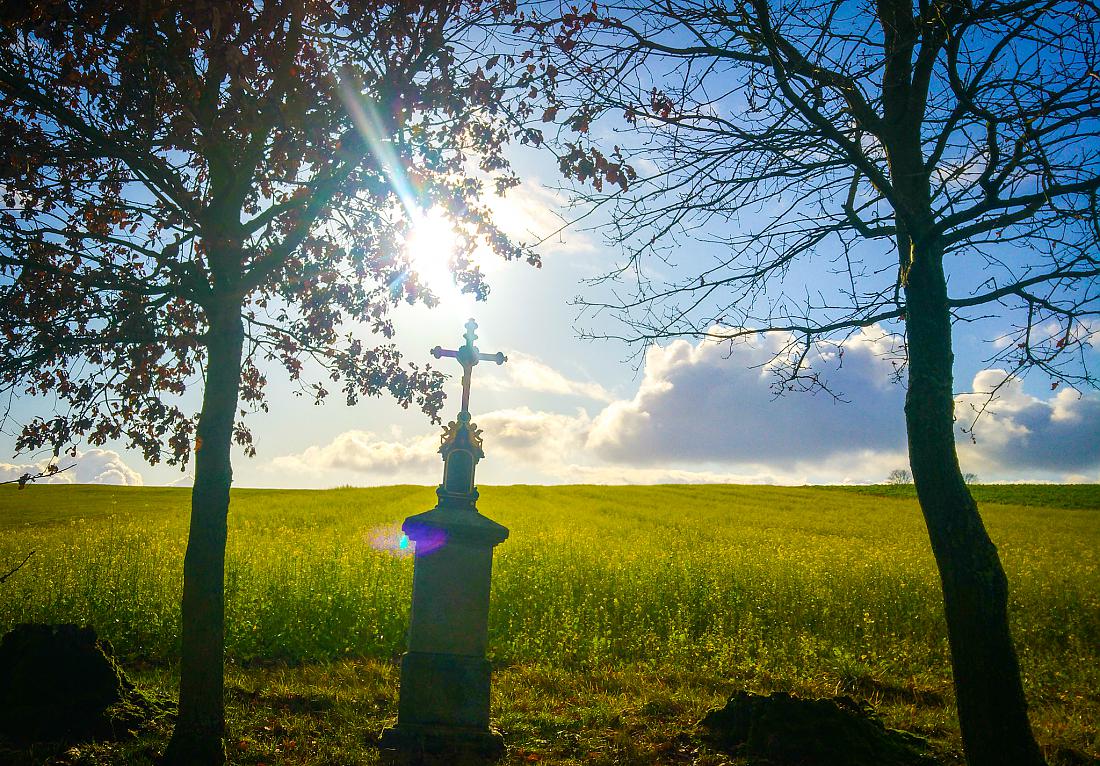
[0,551,35,585]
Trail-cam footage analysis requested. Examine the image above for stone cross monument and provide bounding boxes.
[380,319,509,763]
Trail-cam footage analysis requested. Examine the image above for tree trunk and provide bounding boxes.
[903,239,1045,766]
[164,295,243,766]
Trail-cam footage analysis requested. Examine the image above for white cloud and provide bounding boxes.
[586,326,908,467]
[582,331,1096,482]
[477,407,590,463]
[0,462,55,484]
[268,407,589,482]
[265,335,1098,486]
[956,370,1100,478]
[487,181,597,257]
[480,352,613,401]
[271,430,439,477]
[549,446,909,485]
[0,449,143,486]
[549,463,764,484]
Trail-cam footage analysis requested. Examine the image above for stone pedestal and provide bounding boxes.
[380,506,508,763]
[383,320,509,763]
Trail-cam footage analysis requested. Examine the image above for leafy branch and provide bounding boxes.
[0,463,74,489]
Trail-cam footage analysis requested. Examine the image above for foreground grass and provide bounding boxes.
[0,484,1097,764]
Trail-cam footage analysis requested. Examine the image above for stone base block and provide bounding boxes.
[396,651,492,729]
[379,723,505,766]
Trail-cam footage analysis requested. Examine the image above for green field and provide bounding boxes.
[1,484,1097,765]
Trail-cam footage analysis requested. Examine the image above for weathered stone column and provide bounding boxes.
[380,321,508,763]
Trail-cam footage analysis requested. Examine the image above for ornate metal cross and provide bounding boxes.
[431,319,507,414]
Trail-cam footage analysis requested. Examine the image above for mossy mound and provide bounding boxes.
[700,691,939,766]
[0,624,170,744]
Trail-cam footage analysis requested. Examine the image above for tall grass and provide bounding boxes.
[1,484,1096,706]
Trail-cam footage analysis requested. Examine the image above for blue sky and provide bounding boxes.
[2,144,1099,489]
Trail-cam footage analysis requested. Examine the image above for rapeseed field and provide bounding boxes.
[0,484,1096,764]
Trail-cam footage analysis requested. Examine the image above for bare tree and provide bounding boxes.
[886,468,913,485]
[520,0,1100,763]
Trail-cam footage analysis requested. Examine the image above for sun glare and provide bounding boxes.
[405,209,459,298]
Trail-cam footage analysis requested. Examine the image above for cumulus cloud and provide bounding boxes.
[481,352,612,401]
[0,448,143,486]
[266,333,1097,485]
[271,431,440,477]
[1,462,55,484]
[581,330,1094,482]
[956,370,1100,477]
[586,327,908,467]
[476,407,590,463]
[268,407,589,481]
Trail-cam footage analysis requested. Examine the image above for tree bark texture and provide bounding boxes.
[164,295,244,766]
[903,239,1045,766]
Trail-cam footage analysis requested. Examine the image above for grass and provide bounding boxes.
[0,483,1097,765]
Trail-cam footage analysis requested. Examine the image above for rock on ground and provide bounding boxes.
[700,690,940,766]
[0,623,166,744]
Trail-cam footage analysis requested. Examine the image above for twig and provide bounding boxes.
[0,463,75,488]
[0,551,35,585]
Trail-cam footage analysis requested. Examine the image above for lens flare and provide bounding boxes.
[366,524,413,557]
[405,526,448,556]
[339,76,470,300]
[404,208,458,295]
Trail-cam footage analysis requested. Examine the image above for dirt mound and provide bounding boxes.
[700,690,939,766]
[0,623,168,744]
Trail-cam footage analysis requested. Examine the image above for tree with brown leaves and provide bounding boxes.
[0,1,529,761]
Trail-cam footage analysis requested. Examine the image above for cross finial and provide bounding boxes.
[431,319,507,415]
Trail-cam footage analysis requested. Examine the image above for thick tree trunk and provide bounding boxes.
[164,296,243,766]
[903,240,1045,766]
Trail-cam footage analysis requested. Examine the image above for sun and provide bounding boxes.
[404,208,459,297]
